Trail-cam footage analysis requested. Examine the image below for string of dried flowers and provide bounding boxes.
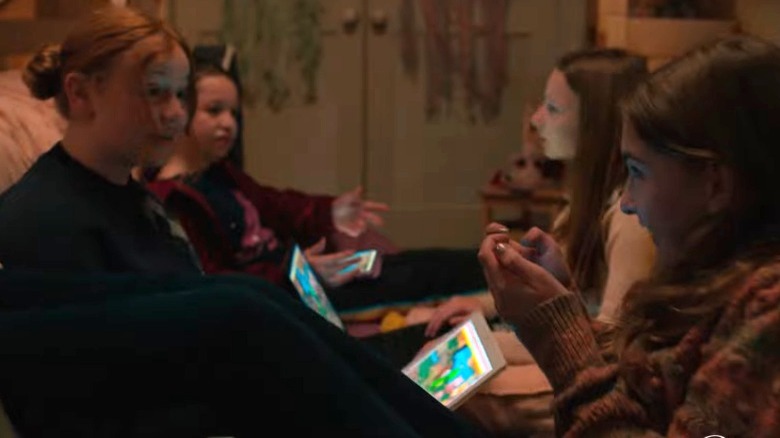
[221,0,322,111]
[403,0,509,123]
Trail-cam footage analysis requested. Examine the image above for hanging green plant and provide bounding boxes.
[220,0,322,111]
[293,0,323,103]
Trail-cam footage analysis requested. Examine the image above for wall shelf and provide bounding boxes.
[0,18,78,56]
[597,0,737,70]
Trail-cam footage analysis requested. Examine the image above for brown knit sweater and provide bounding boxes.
[513,260,780,437]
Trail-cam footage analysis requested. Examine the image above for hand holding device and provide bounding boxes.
[337,249,378,276]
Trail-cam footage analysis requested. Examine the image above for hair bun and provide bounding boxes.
[22,44,63,100]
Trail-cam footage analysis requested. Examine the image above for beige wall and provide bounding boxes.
[736,0,780,44]
[165,0,223,44]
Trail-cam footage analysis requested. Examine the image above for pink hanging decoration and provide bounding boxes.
[455,0,478,122]
[410,0,510,122]
[480,0,508,121]
[400,0,419,78]
[420,0,453,119]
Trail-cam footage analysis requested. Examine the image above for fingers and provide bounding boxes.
[426,296,479,337]
[478,235,506,293]
[344,186,362,198]
[336,223,364,238]
[479,232,520,265]
[349,186,391,212]
[425,310,447,337]
[318,249,357,265]
[493,241,538,279]
[424,300,471,337]
[310,249,362,288]
[506,239,535,259]
[309,249,358,285]
[304,237,327,256]
[485,222,510,235]
[361,212,385,228]
[482,234,535,291]
[479,226,543,298]
[336,186,362,205]
[363,200,390,212]
[366,255,382,279]
[478,235,502,272]
[326,267,361,288]
[521,227,555,251]
[520,227,543,246]
[448,314,468,326]
[483,223,536,258]
[481,264,501,301]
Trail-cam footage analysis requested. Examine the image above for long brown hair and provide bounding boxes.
[553,49,648,297]
[617,35,780,352]
[23,6,193,118]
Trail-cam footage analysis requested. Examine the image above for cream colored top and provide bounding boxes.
[596,201,655,323]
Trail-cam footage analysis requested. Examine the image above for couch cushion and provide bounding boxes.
[0,69,65,194]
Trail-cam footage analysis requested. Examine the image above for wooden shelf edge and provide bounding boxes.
[0,18,78,55]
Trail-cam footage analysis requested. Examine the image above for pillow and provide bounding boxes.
[0,70,65,194]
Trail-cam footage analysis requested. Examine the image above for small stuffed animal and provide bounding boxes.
[494,103,565,192]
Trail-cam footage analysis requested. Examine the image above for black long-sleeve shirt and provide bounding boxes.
[0,143,200,274]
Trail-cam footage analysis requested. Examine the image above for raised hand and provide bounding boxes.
[478,223,569,323]
[332,186,390,237]
[304,237,360,288]
[520,226,573,289]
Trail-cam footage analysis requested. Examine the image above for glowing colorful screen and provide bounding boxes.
[402,319,493,408]
[288,244,345,330]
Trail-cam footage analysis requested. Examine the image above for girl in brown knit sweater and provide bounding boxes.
[481,35,780,437]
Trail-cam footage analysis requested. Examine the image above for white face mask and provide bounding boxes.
[530,69,580,161]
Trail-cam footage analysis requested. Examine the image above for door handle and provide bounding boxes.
[370,9,389,34]
[342,7,360,34]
